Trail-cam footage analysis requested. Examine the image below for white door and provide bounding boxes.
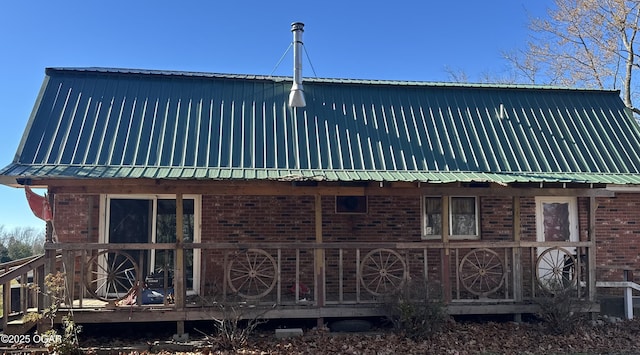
[535,197,579,291]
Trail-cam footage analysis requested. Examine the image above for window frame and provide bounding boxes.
[534,196,578,243]
[422,196,443,240]
[421,195,480,240]
[448,196,479,240]
[335,195,368,214]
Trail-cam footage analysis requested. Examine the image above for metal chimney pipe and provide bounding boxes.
[288,22,306,108]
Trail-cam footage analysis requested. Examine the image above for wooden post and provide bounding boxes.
[512,196,523,322]
[2,267,9,330]
[588,196,597,302]
[63,251,75,306]
[441,196,451,303]
[175,194,185,308]
[314,194,325,328]
[174,194,186,339]
[20,271,27,315]
[42,215,55,324]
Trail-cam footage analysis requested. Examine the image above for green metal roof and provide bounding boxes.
[3,67,640,185]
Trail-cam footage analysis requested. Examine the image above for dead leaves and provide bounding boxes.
[238,319,640,355]
[80,318,640,354]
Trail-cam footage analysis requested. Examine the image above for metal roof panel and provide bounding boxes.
[3,67,640,186]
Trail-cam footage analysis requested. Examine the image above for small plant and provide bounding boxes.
[25,272,82,354]
[43,315,82,354]
[196,299,268,351]
[382,280,448,340]
[535,286,588,335]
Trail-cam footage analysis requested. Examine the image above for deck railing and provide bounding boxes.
[27,240,595,313]
[596,268,640,319]
[0,255,47,330]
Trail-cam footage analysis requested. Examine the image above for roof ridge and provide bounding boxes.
[45,67,619,92]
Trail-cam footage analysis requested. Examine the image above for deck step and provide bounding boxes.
[4,318,36,335]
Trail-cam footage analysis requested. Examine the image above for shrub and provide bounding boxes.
[535,287,589,335]
[196,299,268,351]
[382,280,448,340]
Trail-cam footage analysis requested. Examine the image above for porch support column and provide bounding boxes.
[512,196,523,322]
[39,193,56,333]
[588,196,597,302]
[314,194,325,328]
[441,196,451,303]
[44,195,56,307]
[174,193,186,339]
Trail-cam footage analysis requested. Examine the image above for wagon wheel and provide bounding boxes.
[359,248,408,296]
[84,250,139,302]
[459,248,505,297]
[227,249,277,299]
[536,247,577,293]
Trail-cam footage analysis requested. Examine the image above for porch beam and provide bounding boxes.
[44,242,177,250]
[43,179,614,197]
[45,240,595,251]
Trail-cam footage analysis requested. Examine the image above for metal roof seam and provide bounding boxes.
[4,69,640,185]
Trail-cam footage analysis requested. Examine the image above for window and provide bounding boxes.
[450,197,478,238]
[535,196,578,243]
[422,196,479,240]
[335,196,368,214]
[423,197,442,238]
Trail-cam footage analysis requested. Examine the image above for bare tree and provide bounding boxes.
[506,0,640,114]
[444,65,470,83]
[444,66,519,85]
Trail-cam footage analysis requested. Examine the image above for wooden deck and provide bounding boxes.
[1,240,599,333]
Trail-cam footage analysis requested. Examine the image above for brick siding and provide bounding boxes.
[50,191,640,297]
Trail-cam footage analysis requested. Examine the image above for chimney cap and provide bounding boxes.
[291,22,304,31]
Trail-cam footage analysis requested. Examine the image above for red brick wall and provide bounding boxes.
[52,194,99,243]
[201,195,317,296]
[480,196,514,241]
[201,195,316,243]
[321,196,421,242]
[595,193,640,282]
[50,191,640,295]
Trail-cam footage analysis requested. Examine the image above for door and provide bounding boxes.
[109,198,152,249]
[101,195,200,297]
[153,198,196,290]
[535,197,579,291]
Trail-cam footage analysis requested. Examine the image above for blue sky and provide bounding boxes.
[0,1,552,230]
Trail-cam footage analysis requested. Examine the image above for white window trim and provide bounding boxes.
[421,196,480,240]
[100,194,201,295]
[448,196,480,240]
[535,196,578,243]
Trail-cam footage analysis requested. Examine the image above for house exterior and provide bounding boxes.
[2,67,640,331]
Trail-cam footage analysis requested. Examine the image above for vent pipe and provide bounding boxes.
[288,22,306,108]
